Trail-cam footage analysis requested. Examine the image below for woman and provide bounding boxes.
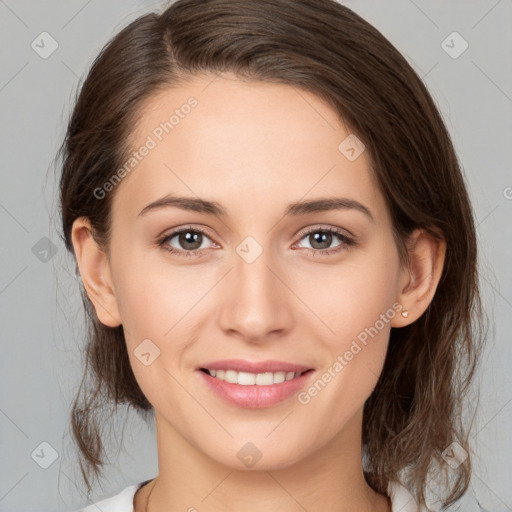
[58,0,486,510]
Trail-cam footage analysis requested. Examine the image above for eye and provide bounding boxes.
[157,226,216,257]
[293,226,356,256]
[157,224,356,259]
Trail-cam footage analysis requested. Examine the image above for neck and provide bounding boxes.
[135,409,391,512]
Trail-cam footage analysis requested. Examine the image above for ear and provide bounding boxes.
[391,228,446,327]
[70,217,122,327]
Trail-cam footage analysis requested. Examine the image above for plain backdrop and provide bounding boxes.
[0,1,511,511]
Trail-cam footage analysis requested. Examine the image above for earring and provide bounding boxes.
[401,310,409,318]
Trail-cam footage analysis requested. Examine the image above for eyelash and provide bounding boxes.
[156,225,356,258]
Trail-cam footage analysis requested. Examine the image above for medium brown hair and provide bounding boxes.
[57,0,486,507]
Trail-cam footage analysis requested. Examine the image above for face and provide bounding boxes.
[104,72,406,469]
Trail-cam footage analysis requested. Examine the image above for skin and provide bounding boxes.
[72,72,445,512]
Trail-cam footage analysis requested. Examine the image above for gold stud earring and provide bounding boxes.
[401,310,409,318]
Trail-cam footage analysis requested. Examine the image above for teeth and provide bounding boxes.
[206,369,304,385]
[225,370,238,383]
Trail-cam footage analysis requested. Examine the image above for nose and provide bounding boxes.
[218,242,294,344]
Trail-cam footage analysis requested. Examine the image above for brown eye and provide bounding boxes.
[294,227,355,256]
[158,227,215,257]
[308,231,334,250]
[174,230,204,251]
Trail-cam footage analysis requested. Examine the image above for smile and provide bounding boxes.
[201,368,309,386]
[198,368,315,409]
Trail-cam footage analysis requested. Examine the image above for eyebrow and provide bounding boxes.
[137,194,374,222]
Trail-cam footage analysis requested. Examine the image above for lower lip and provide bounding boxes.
[197,369,315,409]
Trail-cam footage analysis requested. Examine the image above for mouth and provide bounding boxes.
[199,368,313,385]
[196,361,316,409]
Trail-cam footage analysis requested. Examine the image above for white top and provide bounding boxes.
[76,479,429,511]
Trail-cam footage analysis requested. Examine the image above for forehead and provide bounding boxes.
[112,73,387,224]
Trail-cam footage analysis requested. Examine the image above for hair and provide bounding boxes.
[57,0,486,507]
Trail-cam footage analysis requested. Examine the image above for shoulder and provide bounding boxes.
[72,482,145,512]
[387,480,430,512]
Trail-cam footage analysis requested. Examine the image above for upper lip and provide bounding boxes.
[199,359,313,374]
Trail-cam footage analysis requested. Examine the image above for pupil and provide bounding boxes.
[180,231,202,250]
[311,232,331,250]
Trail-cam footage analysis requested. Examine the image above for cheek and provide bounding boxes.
[298,237,400,405]
[110,249,211,392]
[111,259,192,404]
[297,239,400,342]
[296,251,399,431]
[110,243,183,336]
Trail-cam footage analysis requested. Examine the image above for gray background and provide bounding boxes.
[1,0,511,511]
